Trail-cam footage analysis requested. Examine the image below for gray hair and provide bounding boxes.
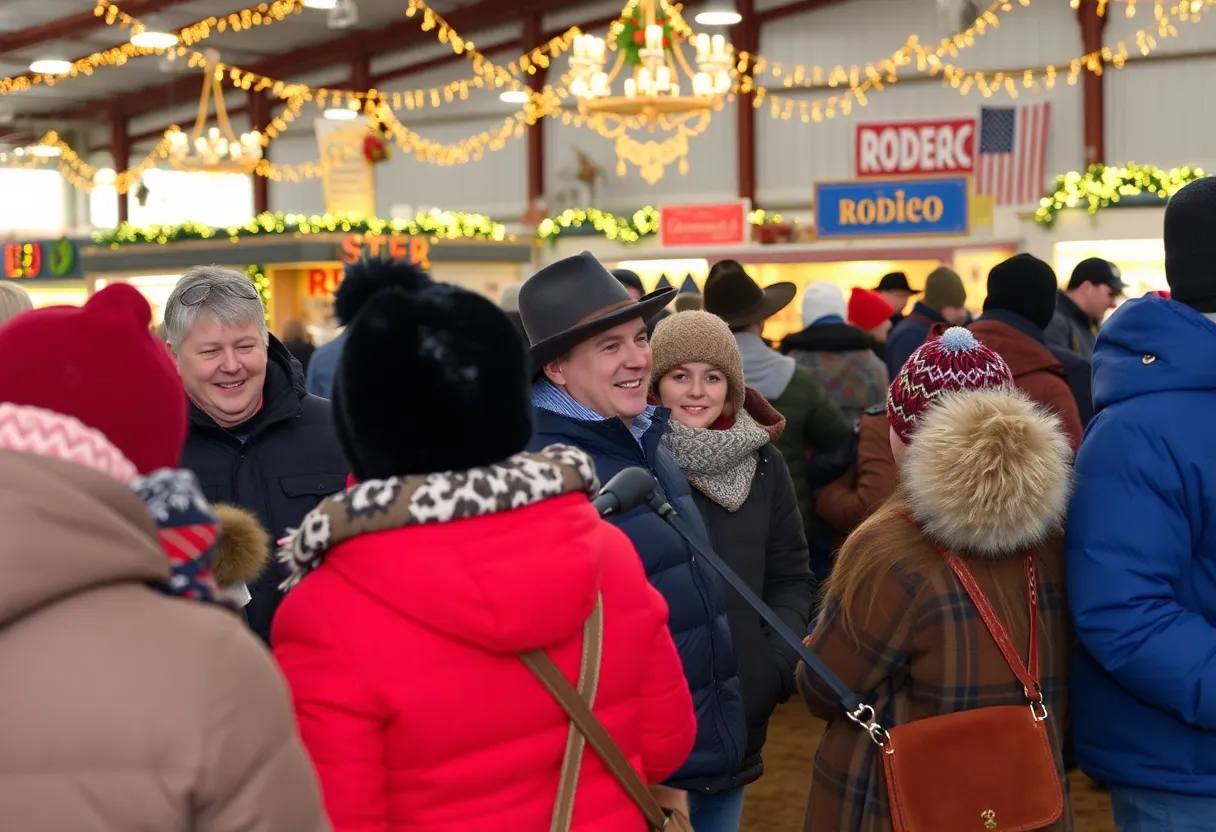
[0,282,33,326]
[164,265,268,349]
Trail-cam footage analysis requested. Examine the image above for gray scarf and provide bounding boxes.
[662,411,770,511]
[734,332,796,401]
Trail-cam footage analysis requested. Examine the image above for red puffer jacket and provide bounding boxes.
[273,491,696,832]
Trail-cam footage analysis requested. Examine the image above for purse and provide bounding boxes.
[865,549,1064,832]
[521,596,693,832]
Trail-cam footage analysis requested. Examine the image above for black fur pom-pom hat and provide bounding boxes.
[331,258,533,480]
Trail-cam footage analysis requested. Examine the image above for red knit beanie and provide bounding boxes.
[848,287,895,331]
[887,326,1013,444]
[0,283,187,474]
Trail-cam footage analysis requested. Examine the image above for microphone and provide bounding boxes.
[592,467,660,517]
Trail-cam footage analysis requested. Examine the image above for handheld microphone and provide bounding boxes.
[592,467,660,517]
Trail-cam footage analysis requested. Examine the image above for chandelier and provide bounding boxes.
[167,58,263,174]
[566,0,734,184]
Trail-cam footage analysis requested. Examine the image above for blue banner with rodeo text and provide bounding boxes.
[814,176,970,239]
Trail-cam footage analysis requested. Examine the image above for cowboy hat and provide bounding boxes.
[520,251,675,373]
[703,260,796,329]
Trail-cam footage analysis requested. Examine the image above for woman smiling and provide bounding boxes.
[649,311,814,829]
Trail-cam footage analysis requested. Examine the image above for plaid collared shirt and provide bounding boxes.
[531,379,654,446]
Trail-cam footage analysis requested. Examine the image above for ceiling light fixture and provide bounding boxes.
[323,108,359,121]
[694,0,742,25]
[130,30,180,49]
[29,59,73,75]
[498,89,531,104]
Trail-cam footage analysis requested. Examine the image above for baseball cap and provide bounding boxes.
[1068,258,1124,295]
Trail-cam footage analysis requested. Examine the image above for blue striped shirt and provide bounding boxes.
[532,379,654,445]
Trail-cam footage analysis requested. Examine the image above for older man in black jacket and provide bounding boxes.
[165,266,347,644]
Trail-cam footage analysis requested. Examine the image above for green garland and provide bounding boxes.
[1035,163,1205,227]
[93,210,508,247]
[244,264,271,325]
[536,207,785,245]
[615,13,679,67]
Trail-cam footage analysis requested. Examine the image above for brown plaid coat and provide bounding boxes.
[796,387,1076,832]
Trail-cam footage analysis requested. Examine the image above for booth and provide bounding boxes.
[0,238,90,308]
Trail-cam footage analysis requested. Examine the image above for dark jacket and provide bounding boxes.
[304,330,346,399]
[683,397,813,787]
[1045,290,1096,361]
[780,323,889,426]
[282,339,315,375]
[181,336,348,644]
[529,407,746,793]
[816,403,896,540]
[885,301,945,378]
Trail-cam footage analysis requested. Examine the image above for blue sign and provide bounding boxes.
[814,176,970,239]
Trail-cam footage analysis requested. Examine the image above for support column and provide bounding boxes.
[523,11,546,209]
[1077,0,1107,167]
[350,55,371,95]
[110,112,130,225]
[734,0,757,203]
[249,90,270,215]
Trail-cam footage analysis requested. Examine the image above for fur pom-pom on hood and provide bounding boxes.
[333,257,431,325]
[210,504,270,585]
[900,387,1073,557]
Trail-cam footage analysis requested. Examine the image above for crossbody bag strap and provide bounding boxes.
[548,595,605,832]
[521,614,670,832]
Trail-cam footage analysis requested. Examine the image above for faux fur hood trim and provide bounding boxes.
[210,504,270,586]
[900,387,1073,557]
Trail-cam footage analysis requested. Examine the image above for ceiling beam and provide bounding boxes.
[754,0,847,24]
[0,0,200,56]
[48,0,576,123]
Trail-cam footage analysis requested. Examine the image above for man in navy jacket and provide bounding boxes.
[519,253,747,831]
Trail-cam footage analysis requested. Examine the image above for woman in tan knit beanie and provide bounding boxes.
[649,310,813,817]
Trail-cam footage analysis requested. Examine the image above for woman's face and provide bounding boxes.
[658,361,729,429]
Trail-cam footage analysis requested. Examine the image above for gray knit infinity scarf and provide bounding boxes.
[663,411,770,512]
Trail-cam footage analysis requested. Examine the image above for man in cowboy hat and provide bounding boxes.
[703,260,853,589]
[875,271,919,327]
[518,251,747,824]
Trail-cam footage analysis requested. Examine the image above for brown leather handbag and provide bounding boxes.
[521,597,693,832]
[850,550,1065,832]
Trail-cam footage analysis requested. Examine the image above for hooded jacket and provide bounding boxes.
[797,388,1075,832]
[1066,296,1216,796]
[181,334,348,644]
[780,322,889,425]
[272,445,697,831]
[0,441,326,832]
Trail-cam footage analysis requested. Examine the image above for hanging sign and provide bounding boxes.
[315,118,376,219]
[855,117,977,178]
[659,201,750,248]
[2,239,81,279]
[337,234,432,268]
[814,176,971,239]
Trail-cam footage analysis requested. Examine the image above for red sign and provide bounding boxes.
[307,268,344,297]
[855,117,976,177]
[659,202,749,248]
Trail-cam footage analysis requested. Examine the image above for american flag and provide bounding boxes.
[976,103,1052,206]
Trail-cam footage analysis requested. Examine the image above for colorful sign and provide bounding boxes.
[855,117,976,178]
[814,176,970,239]
[2,239,81,279]
[659,201,750,248]
[338,234,431,268]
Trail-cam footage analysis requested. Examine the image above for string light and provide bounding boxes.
[97,0,307,47]
[1035,162,1205,225]
[244,264,272,323]
[30,130,173,193]
[537,206,784,244]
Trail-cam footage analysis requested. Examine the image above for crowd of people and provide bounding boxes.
[1,177,1214,832]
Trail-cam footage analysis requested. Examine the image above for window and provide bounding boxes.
[0,169,65,232]
[128,168,254,227]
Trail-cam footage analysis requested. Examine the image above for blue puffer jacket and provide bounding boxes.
[1066,296,1216,796]
[530,407,747,792]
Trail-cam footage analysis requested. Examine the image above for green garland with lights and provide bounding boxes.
[92,210,509,247]
[615,12,680,67]
[244,264,271,325]
[1035,163,1206,227]
[536,207,786,245]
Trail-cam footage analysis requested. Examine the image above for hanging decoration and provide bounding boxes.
[536,206,785,245]
[362,123,392,165]
[167,58,263,172]
[1034,163,1205,226]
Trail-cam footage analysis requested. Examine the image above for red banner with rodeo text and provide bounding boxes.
[659,201,750,248]
[855,117,977,178]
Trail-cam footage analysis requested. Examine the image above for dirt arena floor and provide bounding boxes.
[740,702,1117,831]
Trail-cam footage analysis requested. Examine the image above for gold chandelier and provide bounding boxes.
[567,0,733,184]
[166,57,263,174]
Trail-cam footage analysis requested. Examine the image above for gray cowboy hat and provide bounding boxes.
[520,251,675,374]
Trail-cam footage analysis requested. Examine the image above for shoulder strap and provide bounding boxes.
[521,603,669,832]
[548,596,605,832]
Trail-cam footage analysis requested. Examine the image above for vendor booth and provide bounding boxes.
[0,238,90,308]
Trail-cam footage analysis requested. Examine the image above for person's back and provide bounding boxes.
[0,427,325,832]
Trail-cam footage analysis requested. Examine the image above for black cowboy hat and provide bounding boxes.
[876,271,920,294]
[703,259,796,329]
[520,251,676,374]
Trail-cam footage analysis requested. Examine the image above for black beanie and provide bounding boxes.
[331,258,533,480]
[1164,177,1216,313]
[983,253,1059,331]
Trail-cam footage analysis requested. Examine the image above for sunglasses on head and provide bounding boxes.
[180,281,261,307]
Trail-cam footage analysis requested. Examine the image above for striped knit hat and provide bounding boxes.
[887,326,1013,444]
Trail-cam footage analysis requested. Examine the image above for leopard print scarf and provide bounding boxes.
[277,444,599,589]
[662,410,771,512]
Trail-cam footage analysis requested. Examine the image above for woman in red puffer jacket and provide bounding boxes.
[273,259,697,832]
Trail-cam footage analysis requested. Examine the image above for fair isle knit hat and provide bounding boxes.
[887,326,1013,444]
[650,310,746,411]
